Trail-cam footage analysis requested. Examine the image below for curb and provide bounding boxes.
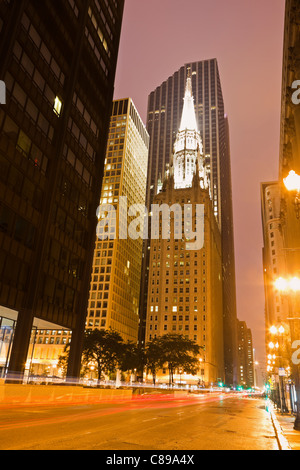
[268,401,292,451]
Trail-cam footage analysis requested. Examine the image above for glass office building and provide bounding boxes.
[0,0,124,379]
[140,60,238,386]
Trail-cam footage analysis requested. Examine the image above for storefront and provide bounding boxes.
[0,308,18,378]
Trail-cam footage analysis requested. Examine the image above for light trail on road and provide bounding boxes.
[0,393,277,450]
[0,392,239,431]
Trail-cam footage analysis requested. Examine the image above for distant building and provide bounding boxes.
[0,0,125,379]
[145,75,224,386]
[237,320,254,388]
[86,98,149,343]
[140,60,238,386]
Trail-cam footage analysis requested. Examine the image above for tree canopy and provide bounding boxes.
[82,329,124,382]
[145,334,202,385]
[58,329,203,386]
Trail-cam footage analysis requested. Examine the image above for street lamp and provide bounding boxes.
[275,277,300,429]
[283,170,300,218]
[284,171,300,192]
[269,325,288,414]
[198,358,204,388]
[89,364,95,382]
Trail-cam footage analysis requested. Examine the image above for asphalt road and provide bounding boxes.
[0,393,279,451]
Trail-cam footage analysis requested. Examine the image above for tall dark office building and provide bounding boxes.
[0,0,124,380]
[139,60,238,386]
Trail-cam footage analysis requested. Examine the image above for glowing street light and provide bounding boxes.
[283,170,300,218]
[278,326,285,335]
[269,325,285,336]
[274,277,300,293]
[274,277,289,292]
[283,170,300,192]
[273,278,300,422]
[290,277,300,292]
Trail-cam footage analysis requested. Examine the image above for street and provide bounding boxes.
[0,393,279,450]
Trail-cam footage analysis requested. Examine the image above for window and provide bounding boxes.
[53,96,63,116]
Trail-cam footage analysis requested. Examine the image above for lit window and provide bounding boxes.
[53,96,62,116]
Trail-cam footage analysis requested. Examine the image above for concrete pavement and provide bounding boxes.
[270,403,300,451]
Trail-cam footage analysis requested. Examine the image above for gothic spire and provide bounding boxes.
[179,70,198,132]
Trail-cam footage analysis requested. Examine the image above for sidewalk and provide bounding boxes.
[270,404,300,450]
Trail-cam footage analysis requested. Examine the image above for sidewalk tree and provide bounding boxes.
[144,338,165,385]
[57,343,70,378]
[157,334,202,386]
[82,329,124,383]
[118,341,146,378]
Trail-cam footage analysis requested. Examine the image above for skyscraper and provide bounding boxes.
[19,97,148,377]
[0,0,124,380]
[145,76,224,385]
[237,320,254,389]
[279,0,300,280]
[140,60,238,385]
[260,1,300,424]
[86,98,149,343]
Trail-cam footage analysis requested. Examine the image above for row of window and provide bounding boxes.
[63,145,93,187]
[148,334,200,343]
[149,314,206,322]
[42,276,76,311]
[149,324,202,332]
[21,13,65,87]
[46,238,84,281]
[0,203,37,250]
[36,337,69,345]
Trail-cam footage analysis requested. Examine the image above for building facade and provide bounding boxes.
[86,98,149,343]
[140,60,237,385]
[17,98,148,376]
[279,0,300,283]
[261,182,287,332]
[145,76,224,386]
[0,0,124,379]
[264,1,300,412]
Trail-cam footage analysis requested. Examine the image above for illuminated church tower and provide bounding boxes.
[145,75,224,386]
[172,72,209,191]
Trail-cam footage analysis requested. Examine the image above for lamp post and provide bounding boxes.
[89,364,95,384]
[275,277,300,430]
[199,358,204,388]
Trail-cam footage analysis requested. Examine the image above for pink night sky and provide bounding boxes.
[113,0,286,366]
